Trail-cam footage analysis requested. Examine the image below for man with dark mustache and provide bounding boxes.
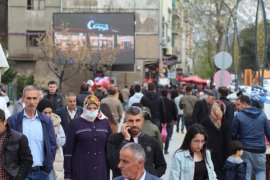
[107,106,167,178]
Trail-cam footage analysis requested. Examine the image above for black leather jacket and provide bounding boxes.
[3,124,33,179]
[107,133,167,178]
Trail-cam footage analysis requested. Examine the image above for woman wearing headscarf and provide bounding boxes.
[200,100,227,180]
[37,98,66,180]
[64,95,112,180]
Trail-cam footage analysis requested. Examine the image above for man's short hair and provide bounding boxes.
[65,92,76,99]
[161,89,168,97]
[0,109,5,122]
[179,87,184,94]
[126,106,143,116]
[121,142,146,162]
[239,95,250,105]
[185,86,192,93]
[131,103,143,108]
[36,86,45,94]
[228,140,243,155]
[80,83,90,92]
[108,89,116,95]
[148,83,156,91]
[48,80,57,86]
[205,92,214,97]
[134,84,141,92]
[23,85,38,97]
[107,85,116,95]
[218,86,229,97]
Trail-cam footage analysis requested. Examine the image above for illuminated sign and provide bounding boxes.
[87,20,109,31]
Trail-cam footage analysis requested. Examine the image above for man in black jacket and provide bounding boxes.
[161,89,177,154]
[140,83,166,130]
[107,106,167,178]
[44,80,63,113]
[0,109,33,179]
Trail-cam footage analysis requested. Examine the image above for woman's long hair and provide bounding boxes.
[178,123,209,162]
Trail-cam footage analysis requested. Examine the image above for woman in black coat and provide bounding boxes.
[200,100,229,180]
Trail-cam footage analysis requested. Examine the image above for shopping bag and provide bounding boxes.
[161,124,167,143]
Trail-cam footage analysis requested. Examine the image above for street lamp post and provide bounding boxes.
[221,0,241,91]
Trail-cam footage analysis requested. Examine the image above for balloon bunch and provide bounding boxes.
[94,76,110,87]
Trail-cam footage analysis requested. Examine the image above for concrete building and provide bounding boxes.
[162,0,195,80]
[0,0,8,48]
[8,0,162,93]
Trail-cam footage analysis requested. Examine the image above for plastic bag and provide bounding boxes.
[161,124,167,143]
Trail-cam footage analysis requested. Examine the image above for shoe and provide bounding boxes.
[164,151,169,154]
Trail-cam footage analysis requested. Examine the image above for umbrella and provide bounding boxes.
[176,75,207,85]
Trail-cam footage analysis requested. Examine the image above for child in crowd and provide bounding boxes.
[224,140,246,180]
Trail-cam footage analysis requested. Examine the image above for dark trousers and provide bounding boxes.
[184,116,193,131]
[164,122,173,152]
[152,118,161,132]
[176,115,185,132]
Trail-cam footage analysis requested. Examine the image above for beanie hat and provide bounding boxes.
[37,98,53,112]
[141,106,151,120]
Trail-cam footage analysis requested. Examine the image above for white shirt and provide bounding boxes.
[133,137,138,143]
[128,92,144,107]
[174,94,183,115]
[125,170,146,180]
[67,107,77,119]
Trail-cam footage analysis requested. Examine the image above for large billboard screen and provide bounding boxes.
[53,13,135,71]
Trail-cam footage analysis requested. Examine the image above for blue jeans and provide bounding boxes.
[242,151,266,180]
[164,122,173,152]
[47,170,55,180]
[25,171,48,180]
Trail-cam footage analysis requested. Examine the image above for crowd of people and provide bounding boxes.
[0,80,269,180]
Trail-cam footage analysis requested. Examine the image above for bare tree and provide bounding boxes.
[186,0,237,86]
[35,25,119,90]
[86,46,120,78]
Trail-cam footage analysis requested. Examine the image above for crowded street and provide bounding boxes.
[1,0,270,180]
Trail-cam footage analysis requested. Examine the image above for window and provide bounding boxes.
[27,0,45,10]
[26,31,45,47]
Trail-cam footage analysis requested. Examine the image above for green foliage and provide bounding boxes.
[196,56,216,79]
[239,24,258,71]
[16,74,34,98]
[2,60,17,84]
[239,23,270,71]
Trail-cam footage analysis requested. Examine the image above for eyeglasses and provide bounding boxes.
[192,140,206,145]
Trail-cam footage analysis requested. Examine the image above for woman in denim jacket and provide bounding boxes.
[169,123,217,180]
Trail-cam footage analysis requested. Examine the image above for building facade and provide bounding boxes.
[0,0,8,48]
[8,0,161,93]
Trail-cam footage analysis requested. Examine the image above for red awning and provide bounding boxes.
[176,75,207,85]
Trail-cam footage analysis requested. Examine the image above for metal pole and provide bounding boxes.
[158,0,163,84]
[222,0,240,90]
